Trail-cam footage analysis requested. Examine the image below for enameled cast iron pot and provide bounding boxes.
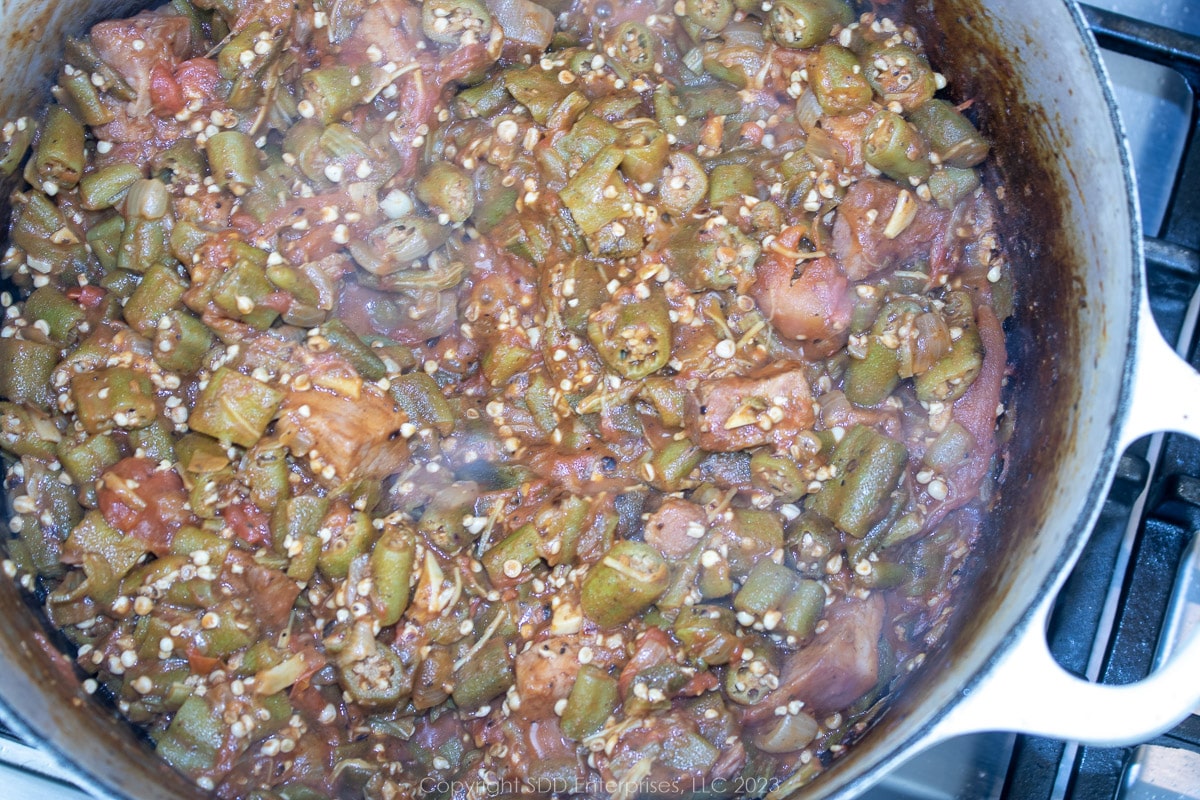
[1,0,1199,797]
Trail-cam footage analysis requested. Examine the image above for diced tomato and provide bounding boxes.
[149,62,184,116]
[222,502,271,548]
[65,285,106,309]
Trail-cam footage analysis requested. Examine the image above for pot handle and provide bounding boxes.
[1120,300,1200,450]
[932,303,1200,745]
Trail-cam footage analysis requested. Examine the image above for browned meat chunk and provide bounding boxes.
[686,363,816,452]
[644,499,707,558]
[92,12,193,115]
[741,595,885,724]
[752,254,853,350]
[514,636,585,719]
[832,178,951,280]
[275,381,410,485]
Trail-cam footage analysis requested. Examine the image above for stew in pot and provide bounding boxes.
[0,0,1012,797]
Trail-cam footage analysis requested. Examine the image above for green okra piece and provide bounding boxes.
[0,117,35,177]
[454,76,510,119]
[168,219,208,266]
[845,298,922,407]
[482,522,542,585]
[683,0,734,32]
[750,451,807,503]
[118,179,173,273]
[673,605,739,666]
[129,419,176,463]
[418,482,479,555]
[659,151,708,217]
[503,67,571,125]
[928,166,982,210]
[152,139,207,184]
[64,36,135,102]
[241,443,289,510]
[287,534,321,582]
[57,431,121,494]
[915,322,983,403]
[0,402,62,461]
[645,437,703,491]
[587,292,672,380]
[531,494,591,567]
[422,0,492,45]
[211,258,279,329]
[545,89,591,131]
[156,693,224,774]
[316,318,387,381]
[389,371,455,435]
[560,145,633,235]
[780,578,825,639]
[188,366,284,448]
[864,44,938,112]
[300,65,371,125]
[473,163,518,233]
[348,216,451,275]
[79,163,143,211]
[616,119,669,185]
[176,432,229,475]
[217,19,271,80]
[909,99,990,168]
[451,638,514,712]
[416,162,475,225]
[808,424,908,539]
[862,110,932,183]
[370,523,416,626]
[581,540,670,628]
[271,494,329,549]
[525,371,557,435]
[720,508,785,580]
[71,366,157,433]
[34,105,85,191]
[318,510,377,580]
[60,65,114,126]
[734,559,797,618]
[923,421,976,470]
[553,113,619,170]
[708,164,756,206]
[767,0,854,49]
[206,130,259,197]
[611,21,656,73]
[560,663,619,741]
[153,309,213,373]
[812,44,872,115]
[639,377,686,428]
[0,339,58,410]
[25,285,85,344]
[480,339,536,387]
[125,263,188,335]
[669,218,760,291]
[412,645,454,710]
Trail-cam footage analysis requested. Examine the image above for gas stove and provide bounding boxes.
[1,2,1198,799]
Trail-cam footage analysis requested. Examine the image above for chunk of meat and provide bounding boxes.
[275,380,411,485]
[644,499,707,558]
[752,250,852,353]
[740,595,885,724]
[515,635,625,719]
[685,362,816,452]
[515,637,584,719]
[91,11,193,116]
[832,178,951,281]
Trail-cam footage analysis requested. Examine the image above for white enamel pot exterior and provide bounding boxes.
[0,1,1196,799]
